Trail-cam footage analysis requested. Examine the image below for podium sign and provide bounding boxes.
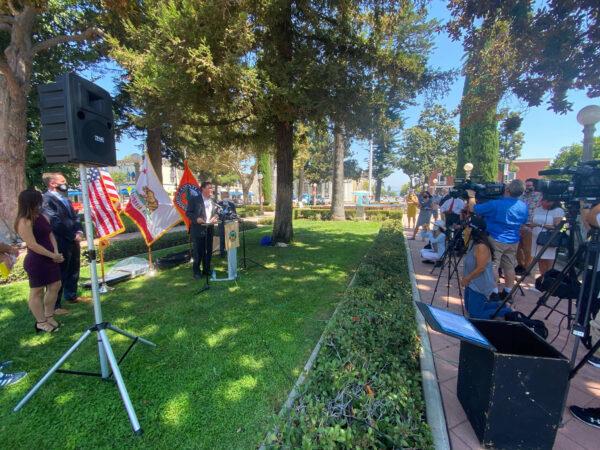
[224,221,240,250]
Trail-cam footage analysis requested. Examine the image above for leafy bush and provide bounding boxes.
[257,217,274,226]
[294,208,403,221]
[121,214,141,233]
[268,221,432,449]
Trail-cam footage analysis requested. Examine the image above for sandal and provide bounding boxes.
[34,321,57,333]
[44,315,60,328]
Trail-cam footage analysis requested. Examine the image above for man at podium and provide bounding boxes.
[186,181,220,279]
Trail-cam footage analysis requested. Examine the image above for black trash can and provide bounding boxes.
[457,320,570,450]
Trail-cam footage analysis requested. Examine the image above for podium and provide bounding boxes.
[211,220,239,282]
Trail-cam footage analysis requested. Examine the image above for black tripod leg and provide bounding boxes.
[492,224,570,319]
[429,256,449,306]
[570,338,600,378]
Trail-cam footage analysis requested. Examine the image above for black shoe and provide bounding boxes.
[515,265,526,276]
[569,406,600,429]
[193,273,202,280]
[489,292,501,302]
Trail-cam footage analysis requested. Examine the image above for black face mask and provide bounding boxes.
[57,184,68,193]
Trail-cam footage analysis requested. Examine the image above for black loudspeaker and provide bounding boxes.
[38,73,116,166]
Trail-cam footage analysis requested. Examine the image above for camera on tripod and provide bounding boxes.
[537,160,600,202]
[453,178,505,202]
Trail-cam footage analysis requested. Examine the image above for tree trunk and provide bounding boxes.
[0,8,35,241]
[272,119,294,243]
[297,165,304,200]
[375,179,383,202]
[146,126,162,183]
[331,123,345,220]
[0,85,28,241]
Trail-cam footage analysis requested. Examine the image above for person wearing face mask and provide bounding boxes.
[42,172,85,315]
[420,220,447,263]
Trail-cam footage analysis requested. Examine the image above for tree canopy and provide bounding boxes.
[398,104,458,184]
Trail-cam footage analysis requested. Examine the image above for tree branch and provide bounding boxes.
[0,15,15,24]
[7,1,18,16]
[188,113,251,127]
[32,27,104,54]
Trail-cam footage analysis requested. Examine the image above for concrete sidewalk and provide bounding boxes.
[405,226,600,450]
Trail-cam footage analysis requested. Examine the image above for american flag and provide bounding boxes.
[100,168,120,207]
[87,168,125,238]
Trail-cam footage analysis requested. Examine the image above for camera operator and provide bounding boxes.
[528,197,564,276]
[411,191,434,240]
[467,179,528,299]
[420,220,446,263]
[516,178,542,274]
[568,202,600,428]
[439,192,465,229]
[459,216,512,319]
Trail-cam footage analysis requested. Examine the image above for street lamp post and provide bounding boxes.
[464,162,474,180]
[577,105,600,162]
[257,173,264,215]
[312,183,317,206]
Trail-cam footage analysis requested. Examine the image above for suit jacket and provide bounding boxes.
[42,192,83,250]
[186,194,220,238]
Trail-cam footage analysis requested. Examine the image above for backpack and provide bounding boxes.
[504,311,549,340]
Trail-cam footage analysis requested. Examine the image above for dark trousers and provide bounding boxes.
[56,240,81,308]
[192,228,214,276]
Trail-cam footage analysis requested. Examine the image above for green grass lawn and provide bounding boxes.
[0,220,379,449]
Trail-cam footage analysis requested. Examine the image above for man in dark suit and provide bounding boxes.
[186,181,220,279]
[42,172,84,315]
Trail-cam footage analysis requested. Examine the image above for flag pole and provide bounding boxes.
[98,239,109,294]
[148,245,156,276]
[100,240,106,284]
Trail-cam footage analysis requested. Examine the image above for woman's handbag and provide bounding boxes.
[536,230,568,248]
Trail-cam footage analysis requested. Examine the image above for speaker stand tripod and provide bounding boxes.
[240,219,266,270]
[13,165,156,435]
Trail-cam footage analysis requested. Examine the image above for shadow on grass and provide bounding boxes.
[0,221,379,449]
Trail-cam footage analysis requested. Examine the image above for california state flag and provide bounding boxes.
[124,155,181,245]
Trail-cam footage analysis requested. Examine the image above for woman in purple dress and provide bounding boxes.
[15,190,64,333]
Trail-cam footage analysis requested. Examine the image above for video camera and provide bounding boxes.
[537,160,600,202]
[452,178,505,202]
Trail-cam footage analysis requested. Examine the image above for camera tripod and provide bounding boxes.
[13,165,156,434]
[429,229,467,312]
[490,211,600,371]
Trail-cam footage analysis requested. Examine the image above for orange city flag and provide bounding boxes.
[173,160,201,230]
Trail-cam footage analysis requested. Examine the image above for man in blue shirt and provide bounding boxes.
[468,179,528,297]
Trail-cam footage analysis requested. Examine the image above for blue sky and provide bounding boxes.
[93,0,599,191]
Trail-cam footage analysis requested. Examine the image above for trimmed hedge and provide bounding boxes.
[268,221,432,449]
[294,208,403,221]
[237,204,275,217]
